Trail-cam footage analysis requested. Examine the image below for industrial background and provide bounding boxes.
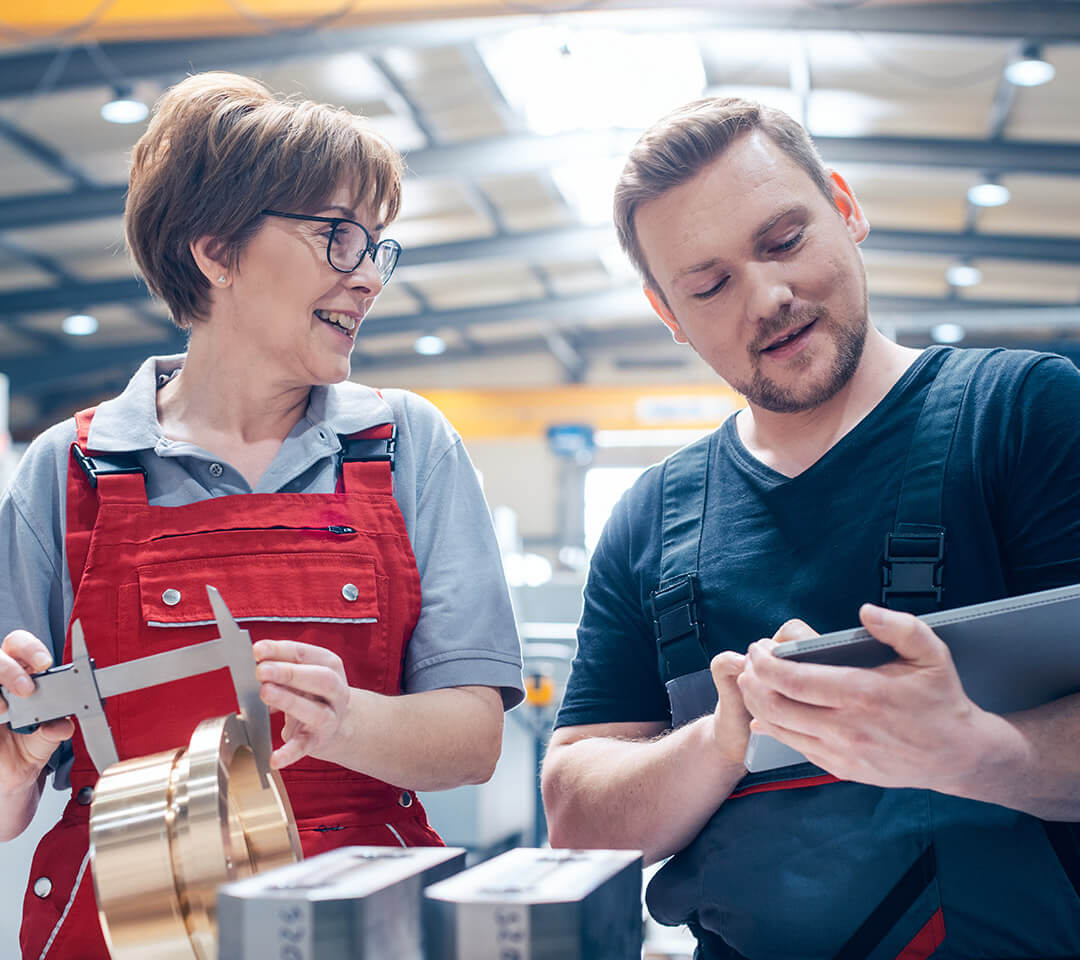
[1,1,1078,956]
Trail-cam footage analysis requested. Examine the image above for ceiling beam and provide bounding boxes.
[0,3,1077,102]
[2,224,1078,316]
[3,131,1078,234]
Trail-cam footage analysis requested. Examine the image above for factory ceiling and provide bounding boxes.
[1,0,1079,437]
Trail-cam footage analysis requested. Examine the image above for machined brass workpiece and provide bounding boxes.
[90,713,302,960]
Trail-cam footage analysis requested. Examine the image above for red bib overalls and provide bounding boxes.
[20,408,442,960]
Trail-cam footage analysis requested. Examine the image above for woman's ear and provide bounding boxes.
[189,236,230,286]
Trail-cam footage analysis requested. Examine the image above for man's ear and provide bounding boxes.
[644,286,688,344]
[189,236,230,286]
[829,170,870,244]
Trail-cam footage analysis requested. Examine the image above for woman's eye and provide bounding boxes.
[693,276,729,300]
[773,230,805,253]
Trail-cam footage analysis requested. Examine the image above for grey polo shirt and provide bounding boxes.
[0,356,523,788]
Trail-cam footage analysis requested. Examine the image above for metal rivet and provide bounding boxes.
[341,583,359,602]
[76,785,94,806]
[162,588,181,606]
[33,877,52,898]
[208,462,224,478]
[399,791,413,808]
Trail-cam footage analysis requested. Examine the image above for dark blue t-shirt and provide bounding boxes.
[556,346,1080,729]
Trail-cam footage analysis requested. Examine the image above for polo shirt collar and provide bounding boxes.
[87,354,396,453]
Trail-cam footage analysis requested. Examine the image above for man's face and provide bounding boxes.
[636,129,870,414]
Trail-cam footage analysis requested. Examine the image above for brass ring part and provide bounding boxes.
[90,713,302,960]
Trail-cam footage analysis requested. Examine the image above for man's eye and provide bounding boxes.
[773,230,805,253]
[693,276,729,300]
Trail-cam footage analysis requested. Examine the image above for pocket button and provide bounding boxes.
[76,786,94,805]
[399,791,413,808]
[341,583,359,602]
[162,588,181,606]
[33,877,52,898]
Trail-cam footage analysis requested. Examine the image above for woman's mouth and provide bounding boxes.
[314,309,359,334]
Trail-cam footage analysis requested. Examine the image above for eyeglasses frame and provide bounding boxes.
[260,209,402,283]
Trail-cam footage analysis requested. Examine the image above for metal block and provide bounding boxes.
[217,845,467,960]
[423,848,643,960]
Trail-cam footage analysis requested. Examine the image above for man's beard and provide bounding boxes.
[733,304,868,414]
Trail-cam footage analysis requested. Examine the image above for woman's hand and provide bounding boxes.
[0,631,74,837]
[253,640,350,769]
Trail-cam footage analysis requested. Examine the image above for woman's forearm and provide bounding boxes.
[317,685,505,790]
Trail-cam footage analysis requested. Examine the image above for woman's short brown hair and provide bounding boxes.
[613,97,834,304]
[125,72,404,328]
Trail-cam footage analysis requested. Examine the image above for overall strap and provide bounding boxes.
[336,423,396,495]
[882,347,985,614]
[650,435,712,684]
[66,408,149,594]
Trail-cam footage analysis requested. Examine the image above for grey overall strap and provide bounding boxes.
[882,347,985,615]
[649,435,715,724]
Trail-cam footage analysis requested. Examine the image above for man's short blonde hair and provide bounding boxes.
[613,97,834,303]
[125,72,404,328]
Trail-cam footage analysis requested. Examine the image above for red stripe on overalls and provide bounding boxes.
[20,409,439,960]
[895,907,946,960]
[728,772,841,799]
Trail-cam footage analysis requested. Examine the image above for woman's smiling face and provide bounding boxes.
[218,183,387,388]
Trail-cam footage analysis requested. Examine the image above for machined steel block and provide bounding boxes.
[423,848,643,960]
[218,845,467,960]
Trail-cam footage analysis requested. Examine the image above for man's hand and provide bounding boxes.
[736,604,996,792]
[709,650,752,766]
[0,631,74,797]
[253,640,350,769]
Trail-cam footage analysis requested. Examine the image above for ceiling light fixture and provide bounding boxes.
[414,334,446,356]
[967,180,1010,207]
[945,264,983,288]
[62,313,99,336]
[101,87,149,124]
[930,323,966,345]
[1005,44,1056,87]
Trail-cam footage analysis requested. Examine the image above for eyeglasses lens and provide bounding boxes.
[330,222,399,283]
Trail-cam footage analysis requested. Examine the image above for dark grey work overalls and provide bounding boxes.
[645,349,1080,960]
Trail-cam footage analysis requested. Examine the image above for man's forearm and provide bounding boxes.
[955,692,1080,820]
[542,717,746,865]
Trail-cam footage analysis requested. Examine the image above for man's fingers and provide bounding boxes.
[859,604,946,665]
[710,651,744,682]
[772,619,819,644]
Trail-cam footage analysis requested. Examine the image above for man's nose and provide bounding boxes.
[745,261,794,326]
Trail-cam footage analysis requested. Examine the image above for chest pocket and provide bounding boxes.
[138,552,380,627]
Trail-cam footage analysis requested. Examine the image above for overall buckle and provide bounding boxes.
[881,530,945,608]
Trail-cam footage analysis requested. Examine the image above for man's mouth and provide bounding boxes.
[314,309,359,333]
[761,320,814,352]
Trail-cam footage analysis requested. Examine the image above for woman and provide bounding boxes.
[0,72,523,960]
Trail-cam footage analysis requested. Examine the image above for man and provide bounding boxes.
[541,97,1080,960]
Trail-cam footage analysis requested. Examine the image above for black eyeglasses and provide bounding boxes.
[261,210,402,284]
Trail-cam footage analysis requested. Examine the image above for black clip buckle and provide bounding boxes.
[339,427,397,472]
[881,530,945,607]
[650,576,706,676]
[71,444,147,490]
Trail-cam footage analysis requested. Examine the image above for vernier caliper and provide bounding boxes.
[0,585,272,787]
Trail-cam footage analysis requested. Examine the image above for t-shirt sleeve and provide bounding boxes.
[554,480,672,729]
[398,396,524,710]
[996,354,1080,593]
